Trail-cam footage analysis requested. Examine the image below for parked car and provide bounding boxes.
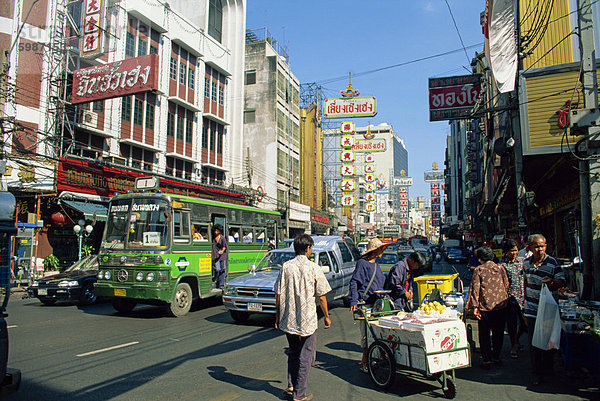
[223,236,360,322]
[29,255,99,305]
[376,251,400,273]
[445,247,468,264]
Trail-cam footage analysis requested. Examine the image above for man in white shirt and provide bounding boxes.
[275,234,331,401]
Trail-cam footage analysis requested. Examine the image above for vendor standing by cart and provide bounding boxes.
[349,238,391,373]
[386,252,427,312]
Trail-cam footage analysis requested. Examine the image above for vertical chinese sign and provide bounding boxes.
[81,0,106,57]
[363,152,376,212]
[425,163,444,227]
[340,122,356,207]
[394,174,412,227]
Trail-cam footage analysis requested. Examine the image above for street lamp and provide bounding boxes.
[73,219,93,261]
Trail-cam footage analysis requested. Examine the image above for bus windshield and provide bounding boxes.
[102,198,170,250]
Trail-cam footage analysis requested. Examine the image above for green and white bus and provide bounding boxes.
[95,177,282,317]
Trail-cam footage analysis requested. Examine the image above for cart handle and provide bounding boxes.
[426,280,444,285]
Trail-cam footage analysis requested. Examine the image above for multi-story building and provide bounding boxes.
[1,0,247,265]
[243,29,308,235]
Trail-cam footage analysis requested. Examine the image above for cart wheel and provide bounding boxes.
[367,341,396,389]
[443,378,456,399]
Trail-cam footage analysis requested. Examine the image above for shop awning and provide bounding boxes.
[61,200,108,221]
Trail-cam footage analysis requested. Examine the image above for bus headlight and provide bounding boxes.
[105,270,111,280]
[146,272,155,281]
[136,272,144,281]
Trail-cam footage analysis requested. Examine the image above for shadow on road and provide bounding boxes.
[207,366,283,398]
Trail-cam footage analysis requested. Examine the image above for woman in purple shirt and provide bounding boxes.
[212,224,228,289]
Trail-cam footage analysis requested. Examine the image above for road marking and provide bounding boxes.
[7,325,17,329]
[169,338,181,342]
[76,341,139,357]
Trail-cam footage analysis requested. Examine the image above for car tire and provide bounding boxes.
[112,298,137,313]
[40,299,56,306]
[79,282,97,305]
[229,310,249,323]
[167,282,192,317]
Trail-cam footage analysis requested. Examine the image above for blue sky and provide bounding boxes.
[246,0,485,199]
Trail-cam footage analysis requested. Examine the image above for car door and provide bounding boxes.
[336,241,356,293]
[317,252,341,300]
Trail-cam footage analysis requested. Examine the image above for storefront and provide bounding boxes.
[288,201,311,238]
[311,210,331,235]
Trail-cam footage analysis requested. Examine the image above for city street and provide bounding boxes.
[5,261,596,401]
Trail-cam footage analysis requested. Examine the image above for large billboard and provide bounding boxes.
[324,97,377,118]
[72,54,159,104]
[424,170,444,182]
[428,74,481,121]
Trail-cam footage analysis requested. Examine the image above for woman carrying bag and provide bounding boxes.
[466,246,510,369]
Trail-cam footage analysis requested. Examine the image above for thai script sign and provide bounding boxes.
[428,74,481,121]
[353,138,386,152]
[72,54,159,104]
[424,170,445,182]
[394,177,413,186]
[324,97,377,118]
[81,0,106,57]
[312,214,330,225]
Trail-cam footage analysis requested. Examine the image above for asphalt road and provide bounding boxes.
[4,260,597,401]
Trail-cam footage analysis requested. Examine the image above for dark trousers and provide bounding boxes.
[478,307,507,362]
[506,298,527,347]
[286,331,317,400]
[526,317,556,379]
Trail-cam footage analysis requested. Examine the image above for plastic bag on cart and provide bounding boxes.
[532,284,561,350]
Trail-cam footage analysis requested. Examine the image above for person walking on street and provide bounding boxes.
[523,234,565,385]
[348,237,391,373]
[275,234,331,401]
[466,246,509,369]
[211,224,228,290]
[385,252,426,311]
[499,239,527,358]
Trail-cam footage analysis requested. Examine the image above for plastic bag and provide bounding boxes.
[532,284,561,350]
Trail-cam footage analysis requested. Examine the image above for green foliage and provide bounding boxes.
[82,245,94,258]
[43,254,60,271]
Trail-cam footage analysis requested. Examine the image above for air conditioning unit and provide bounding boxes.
[106,156,126,166]
[81,110,98,127]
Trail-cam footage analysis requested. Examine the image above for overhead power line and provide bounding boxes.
[444,0,472,70]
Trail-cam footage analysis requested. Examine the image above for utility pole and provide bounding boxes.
[246,147,253,188]
[573,0,599,299]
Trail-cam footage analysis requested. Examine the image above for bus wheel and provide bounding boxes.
[168,282,192,317]
[229,310,249,323]
[112,298,137,313]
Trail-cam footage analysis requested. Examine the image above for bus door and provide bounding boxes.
[211,214,227,241]
[266,219,277,248]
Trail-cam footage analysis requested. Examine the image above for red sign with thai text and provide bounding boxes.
[72,54,159,104]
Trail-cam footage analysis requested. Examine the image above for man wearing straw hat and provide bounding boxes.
[349,237,391,373]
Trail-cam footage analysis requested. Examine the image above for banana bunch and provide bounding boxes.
[418,301,447,315]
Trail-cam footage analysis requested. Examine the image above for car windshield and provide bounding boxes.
[102,198,170,250]
[256,251,315,271]
[376,253,398,265]
[398,251,413,259]
[65,255,98,272]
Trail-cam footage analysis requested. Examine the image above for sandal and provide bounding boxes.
[359,365,369,374]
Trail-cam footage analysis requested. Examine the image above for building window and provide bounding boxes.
[209,121,216,151]
[138,37,147,56]
[150,45,158,54]
[218,85,224,105]
[125,32,135,57]
[179,63,186,85]
[167,110,175,137]
[208,0,223,43]
[245,70,256,85]
[244,110,255,123]
[177,114,184,141]
[211,82,217,102]
[188,68,195,90]
[202,119,209,149]
[170,58,177,81]
[186,118,193,144]
[166,156,174,176]
[217,126,223,154]
[121,96,131,121]
[133,98,144,126]
[145,101,154,129]
[204,77,210,98]
[93,100,104,113]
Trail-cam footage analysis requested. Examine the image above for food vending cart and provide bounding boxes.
[359,307,470,399]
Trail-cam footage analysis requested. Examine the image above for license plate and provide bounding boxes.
[114,288,126,297]
[38,288,47,296]
[247,302,262,312]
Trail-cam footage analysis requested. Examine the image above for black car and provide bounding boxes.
[29,255,99,305]
[445,247,468,264]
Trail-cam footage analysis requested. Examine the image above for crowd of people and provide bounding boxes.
[272,233,567,400]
